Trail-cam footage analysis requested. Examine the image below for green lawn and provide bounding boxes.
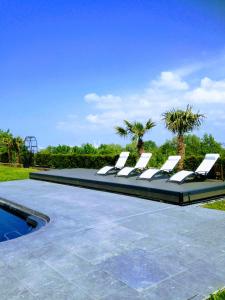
[203,199,225,211]
[208,289,225,300]
[0,165,38,182]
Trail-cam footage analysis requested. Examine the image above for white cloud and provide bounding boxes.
[84,93,122,109]
[83,71,190,127]
[185,77,225,103]
[151,71,189,90]
[57,68,225,136]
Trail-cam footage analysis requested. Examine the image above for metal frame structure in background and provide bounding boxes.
[24,136,38,153]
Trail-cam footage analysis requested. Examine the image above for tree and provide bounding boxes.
[144,140,158,152]
[2,135,14,163]
[12,137,24,163]
[162,105,205,170]
[98,144,123,155]
[184,134,202,156]
[200,134,223,155]
[115,119,156,155]
[79,143,98,154]
[0,130,25,164]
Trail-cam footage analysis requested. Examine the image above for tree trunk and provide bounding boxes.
[137,138,144,156]
[16,151,20,164]
[7,148,12,164]
[177,135,185,170]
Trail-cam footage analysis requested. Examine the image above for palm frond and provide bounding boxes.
[132,122,144,137]
[124,120,133,133]
[115,126,128,137]
[162,105,205,135]
[145,119,156,130]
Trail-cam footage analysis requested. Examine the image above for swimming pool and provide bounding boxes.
[0,199,48,242]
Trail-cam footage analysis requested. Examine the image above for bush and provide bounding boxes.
[35,153,137,169]
[0,152,9,163]
[34,153,225,180]
[20,147,34,168]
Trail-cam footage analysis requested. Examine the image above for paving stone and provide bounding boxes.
[101,285,142,300]
[99,249,170,291]
[35,281,94,300]
[72,270,127,299]
[170,268,225,297]
[4,288,37,300]
[0,179,225,299]
[142,277,203,300]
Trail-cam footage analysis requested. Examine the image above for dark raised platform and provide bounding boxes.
[30,168,225,205]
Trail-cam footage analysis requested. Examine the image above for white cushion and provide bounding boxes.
[139,168,159,179]
[169,170,194,182]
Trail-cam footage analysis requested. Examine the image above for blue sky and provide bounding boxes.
[1,0,225,148]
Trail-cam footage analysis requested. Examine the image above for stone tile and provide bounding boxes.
[120,211,185,236]
[99,249,169,291]
[72,270,127,299]
[0,265,31,299]
[170,268,225,297]
[8,258,68,295]
[44,251,99,281]
[101,285,142,300]
[142,277,203,300]
[4,288,37,300]
[0,179,225,299]
[143,243,208,275]
[187,256,225,282]
[72,242,124,264]
[35,281,94,300]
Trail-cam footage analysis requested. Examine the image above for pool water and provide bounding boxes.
[0,205,46,242]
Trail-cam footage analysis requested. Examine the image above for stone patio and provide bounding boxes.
[0,179,225,299]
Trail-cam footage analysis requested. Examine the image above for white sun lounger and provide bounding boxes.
[168,153,220,183]
[116,153,152,177]
[139,155,181,180]
[97,152,130,175]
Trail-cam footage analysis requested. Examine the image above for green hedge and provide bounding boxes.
[34,153,138,169]
[15,153,225,179]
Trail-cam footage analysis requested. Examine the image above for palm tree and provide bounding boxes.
[12,137,24,164]
[115,119,156,155]
[2,136,14,163]
[162,105,205,170]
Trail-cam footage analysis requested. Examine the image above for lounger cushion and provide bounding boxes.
[97,151,130,175]
[117,167,135,176]
[97,166,114,175]
[115,152,130,169]
[160,156,181,172]
[135,153,152,169]
[196,153,220,174]
[169,170,194,182]
[139,168,159,179]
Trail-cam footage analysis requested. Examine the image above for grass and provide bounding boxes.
[0,165,38,182]
[208,289,225,299]
[203,199,225,211]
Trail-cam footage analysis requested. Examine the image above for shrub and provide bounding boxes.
[34,153,225,180]
[35,153,137,169]
[0,152,9,163]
